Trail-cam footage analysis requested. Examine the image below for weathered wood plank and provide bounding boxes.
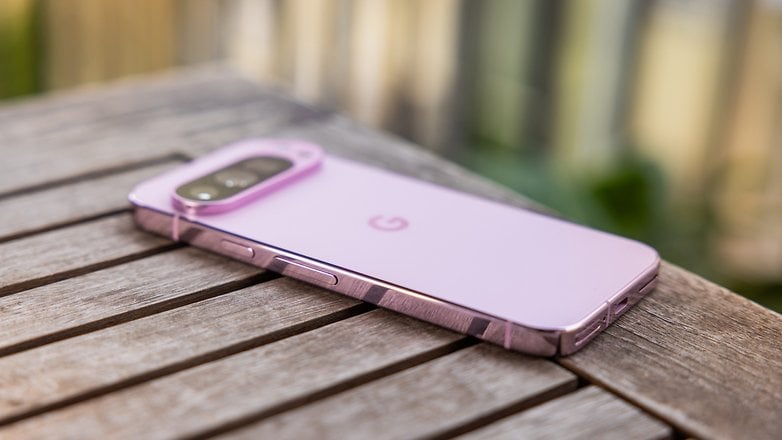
[458,386,671,440]
[0,214,171,296]
[218,344,576,440]
[0,311,465,439]
[0,160,180,241]
[0,75,323,197]
[0,99,313,197]
[0,278,362,425]
[560,262,782,440]
[0,66,250,140]
[0,246,261,356]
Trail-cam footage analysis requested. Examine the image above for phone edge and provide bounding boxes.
[133,205,658,357]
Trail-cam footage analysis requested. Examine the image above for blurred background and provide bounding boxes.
[1,0,780,311]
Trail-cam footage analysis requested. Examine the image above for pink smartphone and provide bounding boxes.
[129,139,659,356]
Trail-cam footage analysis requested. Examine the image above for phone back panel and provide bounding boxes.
[130,141,659,332]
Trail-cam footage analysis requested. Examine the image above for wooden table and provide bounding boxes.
[0,67,779,440]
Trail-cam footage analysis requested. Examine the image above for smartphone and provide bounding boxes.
[129,139,658,356]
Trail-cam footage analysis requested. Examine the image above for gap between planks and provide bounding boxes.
[0,268,635,440]
[0,311,474,439]
[0,93,330,196]
[0,157,187,243]
[552,358,687,440]
[186,338,480,440]
[0,261,570,439]
[0,154,188,202]
[0,273,277,360]
[0,246,277,357]
[455,386,672,440]
[0,280,374,426]
[209,344,581,440]
[0,214,182,297]
[556,261,782,440]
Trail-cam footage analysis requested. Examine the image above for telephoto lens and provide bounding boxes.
[213,169,258,189]
[188,185,219,201]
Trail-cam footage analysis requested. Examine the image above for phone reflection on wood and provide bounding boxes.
[129,139,659,356]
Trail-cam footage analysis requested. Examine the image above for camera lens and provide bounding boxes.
[213,170,258,189]
[241,157,292,176]
[188,185,220,201]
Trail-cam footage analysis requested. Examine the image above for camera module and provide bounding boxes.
[174,155,294,204]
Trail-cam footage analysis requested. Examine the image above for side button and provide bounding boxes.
[273,256,338,286]
[220,240,255,259]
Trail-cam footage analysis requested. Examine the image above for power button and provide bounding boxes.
[220,240,255,259]
[273,256,338,286]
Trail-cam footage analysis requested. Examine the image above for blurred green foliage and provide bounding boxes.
[0,2,40,99]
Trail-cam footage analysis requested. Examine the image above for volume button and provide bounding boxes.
[273,256,338,286]
[220,240,255,259]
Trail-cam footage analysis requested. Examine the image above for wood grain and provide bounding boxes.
[0,278,361,424]
[0,311,465,439]
[0,214,172,296]
[0,71,323,197]
[0,66,247,142]
[560,262,782,440]
[0,246,261,356]
[0,68,778,439]
[219,344,577,440]
[0,160,180,241]
[458,386,671,440]
[0,99,302,197]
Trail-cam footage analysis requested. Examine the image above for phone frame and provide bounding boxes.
[133,205,658,356]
